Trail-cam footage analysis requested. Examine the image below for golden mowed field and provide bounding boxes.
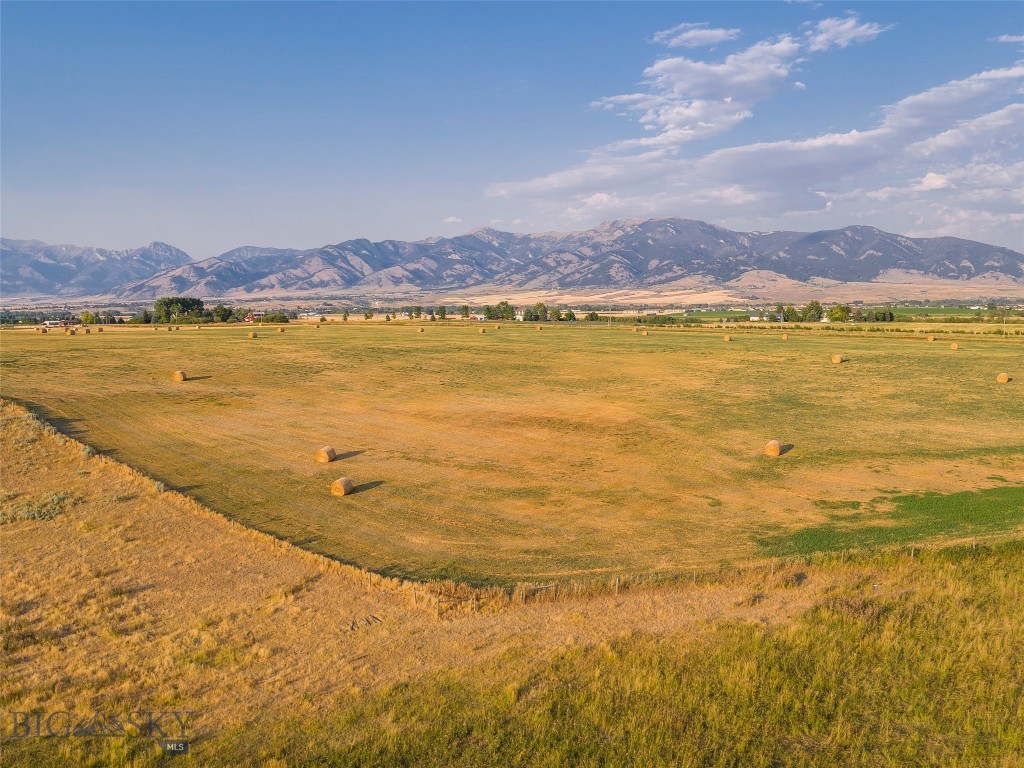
[2,322,1022,584]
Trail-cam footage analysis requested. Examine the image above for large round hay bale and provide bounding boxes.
[418,327,424,333]
[172,370,187,382]
[175,326,180,331]
[331,477,355,496]
[782,333,789,340]
[315,324,320,329]
[950,342,959,350]
[278,327,285,333]
[496,325,501,330]
[248,331,258,338]
[537,325,543,331]
[632,328,638,333]
[40,328,48,334]
[66,329,76,336]
[832,354,846,364]
[764,440,782,457]
[195,325,201,330]
[166,326,173,331]
[927,335,936,342]
[641,330,649,336]
[996,372,1010,383]
[315,446,337,463]
[97,327,103,333]
[480,328,486,334]
[723,334,731,342]
[83,328,91,334]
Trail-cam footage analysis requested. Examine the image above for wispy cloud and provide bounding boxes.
[442,216,463,224]
[805,15,893,52]
[652,22,741,48]
[488,16,1023,247]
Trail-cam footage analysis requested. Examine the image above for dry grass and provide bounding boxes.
[1,323,1022,585]
[0,400,1021,766]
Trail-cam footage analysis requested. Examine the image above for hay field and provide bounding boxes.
[1,322,1022,584]
[2,400,1021,766]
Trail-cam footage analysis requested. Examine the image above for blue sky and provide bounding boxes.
[2,1,1022,258]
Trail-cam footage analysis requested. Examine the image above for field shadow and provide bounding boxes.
[352,480,385,494]
[780,444,795,455]
[335,449,365,460]
[185,375,214,381]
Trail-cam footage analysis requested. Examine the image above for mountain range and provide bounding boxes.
[2,219,1021,299]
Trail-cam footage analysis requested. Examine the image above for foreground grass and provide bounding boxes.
[8,542,1023,766]
[3,399,1022,766]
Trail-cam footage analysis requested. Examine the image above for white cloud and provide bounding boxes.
[913,172,951,191]
[994,34,1024,43]
[652,22,741,48]
[442,216,463,224]
[488,18,1023,249]
[806,15,893,52]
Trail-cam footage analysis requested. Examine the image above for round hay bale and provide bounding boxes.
[248,331,258,338]
[927,335,936,342]
[723,334,731,342]
[316,324,320,329]
[496,325,501,330]
[480,328,486,334]
[172,370,187,382]
[97,327,103,333]
[175,326,180,331]
[537,325,543,331]
[331,477,355,496]
[277,327,285,333]
[418,327,424,333]
[641,330,649,336]
[764,440,782,457]
[83,328,91,334]
[950,342,959,350]
[315,446,337,463]
[831,354,846,364]
[40,328,48,334]
[166,326,173,332]
[996,372,1010,383]
[195,325,201,330]
[782,333,789,340]
[632,328,638,333]
[66,329,76,336]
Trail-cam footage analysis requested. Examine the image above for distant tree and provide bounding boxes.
[828,304,852,322]
[803,300,824,322]
[494,300,515,320]
[80,312,97,324]
[263,312,289,323]
[385,313,391,321]
[852,307,865,322]
[783,304,799,322]
[460,304,470,319]
[585,311,600,322]
[154,297,204,322]
[437,306,447,320]
[211,304,233,323]
[533,302,548,321]
[364,310,373,320]
[141,309,153,324]
[429,308,436,321]
[413,306,422,319]
[564,309,576,321]
[342,310,350,322]
[550,306,562,321]
[319,315,327,323]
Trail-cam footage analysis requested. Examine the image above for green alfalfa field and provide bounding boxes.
[1,320,1021,586]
